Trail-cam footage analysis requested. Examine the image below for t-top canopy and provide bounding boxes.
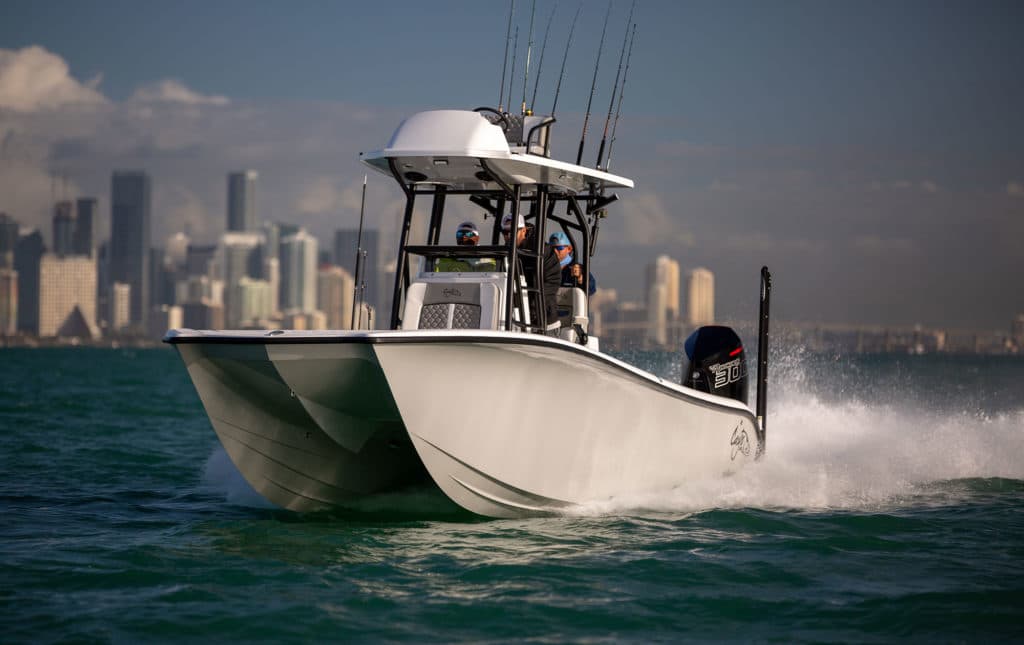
[361,110,635,193]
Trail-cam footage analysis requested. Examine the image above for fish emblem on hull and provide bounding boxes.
[730,423,751,460]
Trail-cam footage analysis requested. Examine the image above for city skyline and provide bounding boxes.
[1,1,1022,330]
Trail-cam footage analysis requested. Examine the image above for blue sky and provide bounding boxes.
[1,0,1022,329]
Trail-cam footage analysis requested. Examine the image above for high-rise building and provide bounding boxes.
[182,302,224,330]
[263,256,280,315]
[110,171,152,328]
[280,230,318,314]
[110,282,132,333]
[261,222,281,261]
[228,276,273,327]
[38,254,98,338]
[175,275,224,308]
[15,229,44,334]
[148,304,183,340]
[644,255,681,347]
[52,201,75,256]
[0,212,18,269]
[215,232,264,326]
[109,282,132,333]
[645,255,680,322]
[1013,314,1024,350]
[185,244,217,278]
[227,170,258,232]
[0,268,16,335]
[73,198,96,256]
[95,241,110,331]
[686,267,715,327]
[334,229,380,312]
[317,265,354,329]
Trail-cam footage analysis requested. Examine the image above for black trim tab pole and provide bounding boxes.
[756,266,771,457]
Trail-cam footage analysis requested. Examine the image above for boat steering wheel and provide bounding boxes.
[473,107,511,132]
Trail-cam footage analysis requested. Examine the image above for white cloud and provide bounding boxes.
[0,160,83,245]
[0,46,107,111]
[614,192,694,246]
[128,79,229,106]
[294,176,362,214]
[1008,181,1024,198]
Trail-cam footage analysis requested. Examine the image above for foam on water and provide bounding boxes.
[579,348,1024,515]
[201,447,277,509]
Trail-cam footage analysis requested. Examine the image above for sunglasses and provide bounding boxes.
[553,245,569,251]
[456,230,478,239]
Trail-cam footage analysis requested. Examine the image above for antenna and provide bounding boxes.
[529,2,558,113]
[521,0,536,115]
[605,22,635,172]
[351,175,368,330]
[551,1,582,117]
[576,0,613,165]
[498,0,515,112]
[596,0,635,170]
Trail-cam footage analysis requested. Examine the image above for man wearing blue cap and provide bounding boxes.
[548,231,597,296]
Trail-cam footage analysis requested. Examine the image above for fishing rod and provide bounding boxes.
[521,0,536,115]
[604,22,635,172]
[529,2,558,113]
[551,1,582,117]
[507,25,519,117]
[350,175,368,330]
[575,0,613,166]
[596,0,635,170]
[498,0,515,112]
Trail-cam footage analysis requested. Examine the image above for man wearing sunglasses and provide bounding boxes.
[548,231,597,296]
[436,221,496,272]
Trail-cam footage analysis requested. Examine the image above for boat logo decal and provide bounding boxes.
[443,287,463,298]
[730,423,751,460]
[710,357,745,389]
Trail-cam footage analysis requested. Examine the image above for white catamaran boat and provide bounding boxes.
[166,107,772,518]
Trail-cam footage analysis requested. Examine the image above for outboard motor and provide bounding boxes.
[682,326,748,404]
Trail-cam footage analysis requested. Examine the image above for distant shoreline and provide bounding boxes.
[0,336,166,350]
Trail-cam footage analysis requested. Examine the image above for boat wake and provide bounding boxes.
[575,349,1024,516]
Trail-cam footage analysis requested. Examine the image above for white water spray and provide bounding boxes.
[202,446,278,509]
[577,349,1024,515]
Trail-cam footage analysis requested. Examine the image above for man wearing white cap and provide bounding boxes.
[501,212,561,328]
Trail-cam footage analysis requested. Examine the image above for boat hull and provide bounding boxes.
[174,338,429,511]
[374,337,759,518]
[170,330,760,518]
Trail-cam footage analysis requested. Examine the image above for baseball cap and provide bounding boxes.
[548,231,571,247]
[500,212,526,232]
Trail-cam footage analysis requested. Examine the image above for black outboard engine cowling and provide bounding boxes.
[682,326,748,404]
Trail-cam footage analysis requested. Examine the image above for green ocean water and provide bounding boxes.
[1,347,1022,642]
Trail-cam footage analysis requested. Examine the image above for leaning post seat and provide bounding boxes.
[555,286,590,344]
[401,273,506,331]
